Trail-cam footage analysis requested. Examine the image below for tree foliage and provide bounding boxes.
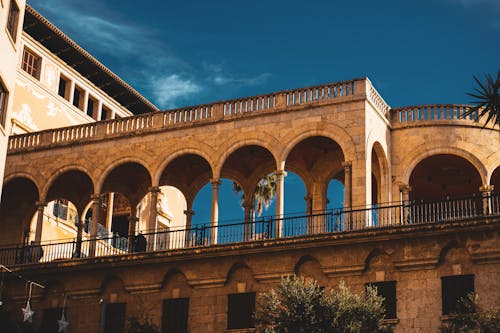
[463,70,500,127]
[255,275,393,333]
[233,173,277,217]
[440,293,500,333]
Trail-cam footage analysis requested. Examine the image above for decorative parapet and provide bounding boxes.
[390,104,484,127]
[366,79,391,116]
[7,78,364,153]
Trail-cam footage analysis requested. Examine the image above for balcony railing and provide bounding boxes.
[0,194,498,266]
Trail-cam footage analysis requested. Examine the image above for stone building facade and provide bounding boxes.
[0,3,499,333]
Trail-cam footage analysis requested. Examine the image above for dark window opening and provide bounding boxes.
[73,86,84,110]
[366,281,397,319]
[162,298,189,333]
[101,106,110,121]
[58,76,68,99]
[87,97,96,118]
[21,48,42,80]
[7,0,20,43]
[442,275,474,315]
[104,302,126,333]
[0,80,8,127]
[227,292,256,329]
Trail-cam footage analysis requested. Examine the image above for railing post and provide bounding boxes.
[184,208,195,247]
[399,185,412,224]
[342,162,353,229]
[147,186,161,251]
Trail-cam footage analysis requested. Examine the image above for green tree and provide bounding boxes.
[440,293,500,333]
[462,69,500,127]
[233,173,277,217]
[255,275,392,333]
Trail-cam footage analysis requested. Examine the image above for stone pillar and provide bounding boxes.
[34,201,47,244]
[88,194,101,257]
[342,162,352,209]
[210,179,221,245]
[304,194,313,234]
[342,162,353,230]
[243,200,254,241]
[146,187,161,250]
[105,193,114,231]
[74,215,84,258]
[275,170,285,238]
[128,207,138,253]
[480,185,494,215]
[184,206,195,247]
[399,184,411,225]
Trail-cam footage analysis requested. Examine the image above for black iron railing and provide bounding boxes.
[0,194,498,266]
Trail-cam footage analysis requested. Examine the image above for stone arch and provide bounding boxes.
[100,275,126,295]
[154,147,215,187]
[364,248,389,271]
[279,123,358,167]
[3,172,41,195]
[370,141,391,204]
[0,176,40,246]
[294,255,327,285]
[43,167,95,214]
[97,156,153,193]
[401,147,487,186]
[489,166,500,192]
[214,137,280,178]
[162,268,190,289]
[41,165,96,203]
[438,240,462,266]
[225,262,257,294]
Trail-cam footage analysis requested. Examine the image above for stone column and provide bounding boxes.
[243,200,254,241]
[342,162,353,230]
[105,193,114,231]
[275,170,285,238]
[88,194,101,257]
[74,215,84,258]
[304,194,313,234]
[128,206,138,253]
[210,179,221,245]
[34,201,47,244]
[146,187,161,250]
[184,206,195,247]
[399,184,411,225]
[480,185,494,215]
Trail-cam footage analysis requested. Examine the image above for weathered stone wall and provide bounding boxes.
[3,218,499,333]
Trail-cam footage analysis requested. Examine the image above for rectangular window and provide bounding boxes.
[162,298,189,333]
[40,307,63,333]
[87,96,96,118]
[101,106,110,121]
[227,292,256,329]
[21,48,42,80]
[6,0,20,43]
[366,281,397,319]
[442,275,474,315]
[52,199,69,220]
[0,80,8,128]
[73,85,84,110]
[104,303,126,333]
[58,76,68,100]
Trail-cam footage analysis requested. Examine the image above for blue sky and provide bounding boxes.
[30,0,499,110]
[28,0,499,225]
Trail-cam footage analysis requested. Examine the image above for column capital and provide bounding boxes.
[399,184,412,193]
[342,161,352,170]
[149,186,162,194]
[35,201,47,208]
[479,184,494,193]
[275,170,287,178]
[210,178,222,187]
[184,209,195,217]
[90,194,101,201]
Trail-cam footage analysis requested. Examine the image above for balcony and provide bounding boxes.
[1,194,498,267]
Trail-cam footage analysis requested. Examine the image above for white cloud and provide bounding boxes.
[151,75,201,108]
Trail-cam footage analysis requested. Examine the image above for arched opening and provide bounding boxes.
[409,154,482,201]
[100,162,152,252]
[491,167,500,194]
[286,136,345,234]
[0,177,39,247]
